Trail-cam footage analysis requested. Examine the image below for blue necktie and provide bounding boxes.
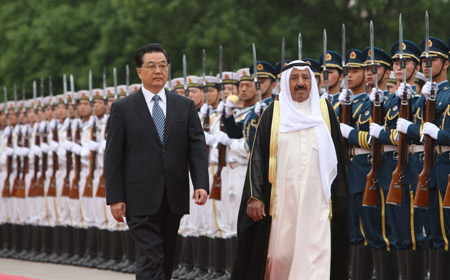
[152,95,165,143]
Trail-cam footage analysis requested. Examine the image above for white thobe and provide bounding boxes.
[266,100,331,280]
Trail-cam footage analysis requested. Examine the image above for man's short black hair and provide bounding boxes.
[135,43,171,68]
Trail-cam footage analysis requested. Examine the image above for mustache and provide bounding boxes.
[294,85,307,90]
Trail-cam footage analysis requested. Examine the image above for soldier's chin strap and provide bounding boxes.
[262,80,274,99]
[432,57,447,80]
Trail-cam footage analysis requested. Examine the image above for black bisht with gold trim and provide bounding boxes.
[231,100,350,280]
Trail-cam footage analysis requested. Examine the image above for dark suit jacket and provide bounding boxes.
[104,88,209,217]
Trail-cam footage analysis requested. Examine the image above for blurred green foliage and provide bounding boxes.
[1,0,449,98]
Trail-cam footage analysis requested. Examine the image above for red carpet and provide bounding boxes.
[0,275,41,280]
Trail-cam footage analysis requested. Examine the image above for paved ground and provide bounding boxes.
[0,258,135,280]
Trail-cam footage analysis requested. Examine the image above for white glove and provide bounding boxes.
[396,83,412,99]
[88,116,95,128]
[4,126,11,136]
[396,118,413,134]
[33,122,40,133]
[71,143,82,155]
[49,140,59,152]
[20,147,30,157]
[216,131,232,146]
[87,140,100,152]
[48,119,57,131]
[31,145,41,156]
[225,97,236,116]
[13,125,20,135]
[340,123,354,139]
[39,122,47,134]
[200,104,211,116]
[99,140,106,153]
[422,122,440,140]
[254,102,267,116]
[369,123,383,139]
[338,89,353,104]
[63,118,71,131]
[40,143,50,154]
[203,132,217,146]
[21,125,29,135]
[6,147,14,156]
[422,81,437,100]
[217,101,224,113]
[369,88,384,103]
[320,91,329,100]
[63,140,75,152]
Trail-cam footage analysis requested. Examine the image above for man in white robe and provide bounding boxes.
[232,61,349,280]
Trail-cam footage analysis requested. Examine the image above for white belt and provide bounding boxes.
[437,146,450,154]
[409,144,424,155]
[353,147,371,156]
[383,145,397,153]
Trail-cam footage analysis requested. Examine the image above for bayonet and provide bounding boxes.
[70,74,77,119]
[126,64,130,96]
[168,64,172,91]
[202,49,210,132]
[298,33,302,60]
[202,49,208,109]
[89,70,93,104]
[425,11,432,84]
[183,54,188,97]
[370,21,379,93]
[22,84,26,117]
[63,74,68,107]
[4,87,10,126]
[113,67,118,99]
[219,45,224,102]
[13,85,17,113]
[49,76,55,119]
[399,14,406,84]
[252,43,262,104]
[103,68,107,102]
[323,29,330,100]
[33,81,37,112]
[342,24,348,91]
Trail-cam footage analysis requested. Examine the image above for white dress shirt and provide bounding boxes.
[141,85,167,117]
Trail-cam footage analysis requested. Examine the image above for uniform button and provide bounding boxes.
[162,149,166,153]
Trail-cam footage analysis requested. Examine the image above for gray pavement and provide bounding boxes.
[0,258,135,280]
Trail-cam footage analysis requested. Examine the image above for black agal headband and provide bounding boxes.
[281,62,311,73]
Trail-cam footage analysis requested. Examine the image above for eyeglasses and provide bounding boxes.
[141,61,169,71]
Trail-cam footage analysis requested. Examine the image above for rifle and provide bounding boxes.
[11,125,22,197]
[210,46,225,200]
[15,85,28,198]
[96,125,107,198]
[28,81,39,198]
[202,50,211,158]
[96,70,109,198]
[34,79,46,197]
[61,119,72,197]
[61,75,72,197]
[11,85,21,197]
[83,119,95,197]
[362,21,382,207]
[3,127,13,198]
[414,11,434,209]
[387,14,409,205]
[340,24,351,162]
[273,37,285,101]
[69,121,81,199]
[83,70,95,197]
[47,76,58,197]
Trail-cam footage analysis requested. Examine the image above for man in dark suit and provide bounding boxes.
[104,43,209,280]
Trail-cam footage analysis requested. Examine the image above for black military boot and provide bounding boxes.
[91,229,109,267]
[429,248,437,280]
[397,249,407,280]
[435,249,450,280]
[121,230,137,273]
[54,226,72,263]
[377,249,399,280]
[172,236,194,279]
[405,249,426,280]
